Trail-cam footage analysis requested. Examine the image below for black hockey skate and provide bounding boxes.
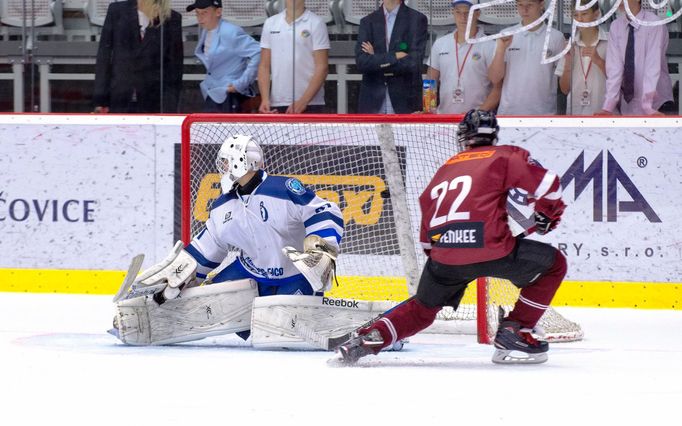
[492,320,549,364]
[331,329,384,366]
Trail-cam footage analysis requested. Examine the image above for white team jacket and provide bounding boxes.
[187,171,344,282]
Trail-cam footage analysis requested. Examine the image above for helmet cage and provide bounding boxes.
[215,134,263,190]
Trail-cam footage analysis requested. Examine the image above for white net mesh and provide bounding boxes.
[182,116,582,343]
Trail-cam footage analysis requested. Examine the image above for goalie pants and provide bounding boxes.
[213,259,319,297]
[363,238,567,350]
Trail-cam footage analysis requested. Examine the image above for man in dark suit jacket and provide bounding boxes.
[94,0,184,113]
[355,0,428,114]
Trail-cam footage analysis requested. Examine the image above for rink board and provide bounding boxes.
[0,114,680,308]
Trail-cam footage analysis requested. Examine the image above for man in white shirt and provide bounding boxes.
[258,0,330,113]
[426,0,500,114]
[488,0,566,115]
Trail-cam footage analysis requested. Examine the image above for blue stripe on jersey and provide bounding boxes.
[257,175,316,206]
[309,228,342,243]
[210,192,238,211]
[304,212,344,229]
[186,244,221,269]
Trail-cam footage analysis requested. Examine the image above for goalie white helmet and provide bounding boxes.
[216,134,264,192]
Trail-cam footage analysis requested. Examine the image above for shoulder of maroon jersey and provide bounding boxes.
[497,144,531,159]
[444,146,500,165]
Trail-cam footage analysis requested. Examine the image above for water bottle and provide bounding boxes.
[422,79,437,113]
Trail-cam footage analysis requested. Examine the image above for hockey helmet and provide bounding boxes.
[216,134,264,192]
[457,109,499,151]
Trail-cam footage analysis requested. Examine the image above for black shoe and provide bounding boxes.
[336,329,384,365]
[492,320,549,364]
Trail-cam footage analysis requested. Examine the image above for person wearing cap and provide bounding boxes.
[93,0,183,113]
[188,0,261,113]
[426,0,501,114]
[257,0,330,114]
[354,0,427,114]
[488,0,566,115]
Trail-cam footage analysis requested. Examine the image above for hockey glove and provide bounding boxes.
[283,235,338,292]
[534,212,559,235]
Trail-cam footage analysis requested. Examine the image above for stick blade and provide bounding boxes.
[112,254,145,302]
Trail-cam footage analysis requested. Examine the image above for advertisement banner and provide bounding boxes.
[499,124,681,282]
[0,118,180,270]
[0,116,679,287]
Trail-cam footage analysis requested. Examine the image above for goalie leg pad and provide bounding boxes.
[113,279,258,345]
[250,295,398,350]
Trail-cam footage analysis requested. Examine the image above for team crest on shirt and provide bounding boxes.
[260,201,269,222]
[223,211,232,223]
[285,178,306,195]
[301,30,310,38]
[472,52,481,61]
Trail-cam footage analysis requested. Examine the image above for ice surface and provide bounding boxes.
[1,292,680,426]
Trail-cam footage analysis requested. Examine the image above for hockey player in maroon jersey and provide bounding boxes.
[335,109,567,365]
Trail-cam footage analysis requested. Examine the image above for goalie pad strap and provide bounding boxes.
[114,279,258,345]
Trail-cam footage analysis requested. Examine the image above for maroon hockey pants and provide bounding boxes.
[507,251,567,329]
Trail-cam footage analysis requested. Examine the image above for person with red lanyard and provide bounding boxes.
[555,0,608,116]
[426,0,501,114]
[355,0,428,114]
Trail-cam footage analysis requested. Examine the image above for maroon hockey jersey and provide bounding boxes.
[419,145,564,265]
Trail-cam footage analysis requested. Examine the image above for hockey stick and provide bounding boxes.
[112,254,145,302]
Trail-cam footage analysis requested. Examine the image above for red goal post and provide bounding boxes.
[180,114,582,344]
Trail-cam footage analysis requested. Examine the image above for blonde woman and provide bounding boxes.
[94,0,183,113]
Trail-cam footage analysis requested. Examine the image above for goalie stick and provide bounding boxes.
[112,254,145,303]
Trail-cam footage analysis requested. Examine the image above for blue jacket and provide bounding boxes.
[195,20,261,103]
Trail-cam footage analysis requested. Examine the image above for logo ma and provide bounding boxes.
[508,150,661,224]
[562,150,660,222]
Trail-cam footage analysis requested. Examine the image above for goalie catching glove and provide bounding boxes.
[282,235,338,292]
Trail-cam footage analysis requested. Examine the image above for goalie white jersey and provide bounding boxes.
[187,171,344,284]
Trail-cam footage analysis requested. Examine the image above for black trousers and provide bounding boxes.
[417,238,558,309]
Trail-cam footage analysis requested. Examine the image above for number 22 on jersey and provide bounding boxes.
[429,175,472,228]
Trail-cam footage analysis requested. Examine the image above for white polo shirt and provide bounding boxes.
[260,10,330,107]
[497,23,566,115]
[555,27,608,116]
[427,29,496,114]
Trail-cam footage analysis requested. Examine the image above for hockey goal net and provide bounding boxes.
[180,114,583,344]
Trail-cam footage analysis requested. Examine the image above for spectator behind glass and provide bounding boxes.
[488,0,566,115]
[556,0,607,115]
[426,0,500,114]
[258,0,330,114]
[93,0,183,113]
[355,0,428,114]
[596,0,673,116]
[188,0,261,113]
